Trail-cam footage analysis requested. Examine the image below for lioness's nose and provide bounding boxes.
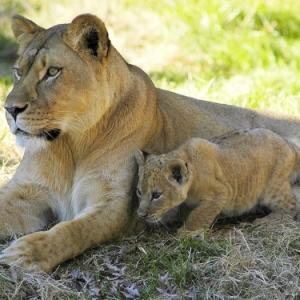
[5,104,28,121]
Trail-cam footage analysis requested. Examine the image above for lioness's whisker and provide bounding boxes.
[53,119,83,132]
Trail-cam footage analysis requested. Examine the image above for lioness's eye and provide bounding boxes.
[13,68,22,80]
[152,192,162,201]
[43,67,62,82]
[136,188,141,198]
[47,67,61,77]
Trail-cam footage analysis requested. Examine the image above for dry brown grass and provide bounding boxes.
[1,216,300,298]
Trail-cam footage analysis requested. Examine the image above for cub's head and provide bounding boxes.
[5,14,113,149]
[135,150,190,223]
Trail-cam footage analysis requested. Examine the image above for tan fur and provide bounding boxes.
[1,14,300,272]
[136,129,300,235]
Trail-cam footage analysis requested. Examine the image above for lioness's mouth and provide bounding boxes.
[16,128,61,141]
[40,129,61,141]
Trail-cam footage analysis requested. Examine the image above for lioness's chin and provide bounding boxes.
[16,129,61,151]
[16,135,48,151]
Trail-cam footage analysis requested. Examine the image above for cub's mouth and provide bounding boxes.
[16,128,61,141]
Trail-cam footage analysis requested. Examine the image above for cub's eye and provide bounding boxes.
[152,192,162,201]
[43,67,62,81]
[13,68,22,80]
[136,188,141,198]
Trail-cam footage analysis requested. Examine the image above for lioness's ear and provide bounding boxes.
[65,14,110,59]
[164,159,189,184]
[135,150,150,166]
[11,15,44,49]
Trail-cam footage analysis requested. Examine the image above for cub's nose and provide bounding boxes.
[137,210,148,218]
[5,104,28,121]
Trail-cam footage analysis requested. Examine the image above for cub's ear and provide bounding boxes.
[65,14,110,59]
[11,15,44,50]
[164,159,189,184]
[135,150,150,166]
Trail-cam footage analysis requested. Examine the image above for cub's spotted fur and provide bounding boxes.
[136,129,300,234]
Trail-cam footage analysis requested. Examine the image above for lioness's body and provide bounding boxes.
[1,14,300,272]
[136,129,300,233]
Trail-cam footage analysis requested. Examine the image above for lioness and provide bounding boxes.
[1,14,300,272]
[135,129,300,235]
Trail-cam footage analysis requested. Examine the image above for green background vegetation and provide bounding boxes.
[1,0,300,112]
[1,0,300,299]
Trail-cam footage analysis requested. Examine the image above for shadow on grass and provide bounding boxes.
[0,34,16,85]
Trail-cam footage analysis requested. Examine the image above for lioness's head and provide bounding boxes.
[135,150,190,222]
[5,14,121,149]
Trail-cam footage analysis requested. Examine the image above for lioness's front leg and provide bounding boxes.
[0,197,130,272]
[0,182,54,238]
[0,173,138,272]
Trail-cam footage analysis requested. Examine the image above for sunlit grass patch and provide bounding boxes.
[124,0,300,80]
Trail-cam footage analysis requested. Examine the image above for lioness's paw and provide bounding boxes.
[0,232,52,272]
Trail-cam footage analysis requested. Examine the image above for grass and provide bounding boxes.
[1,0,300,298]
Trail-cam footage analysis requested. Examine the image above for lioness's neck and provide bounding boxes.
[62,61,162,160]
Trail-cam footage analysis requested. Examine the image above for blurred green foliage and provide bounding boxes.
[0,0,299,112]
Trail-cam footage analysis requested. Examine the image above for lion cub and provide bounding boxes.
[135,129,300,234]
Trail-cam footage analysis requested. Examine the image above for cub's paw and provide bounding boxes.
[0,232,53,273]
[177,227,205,240]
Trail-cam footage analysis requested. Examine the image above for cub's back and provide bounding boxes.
[212,129,298,198]
[211,128,296,159]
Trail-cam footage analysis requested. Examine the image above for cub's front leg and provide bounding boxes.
[179,196,226,237]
